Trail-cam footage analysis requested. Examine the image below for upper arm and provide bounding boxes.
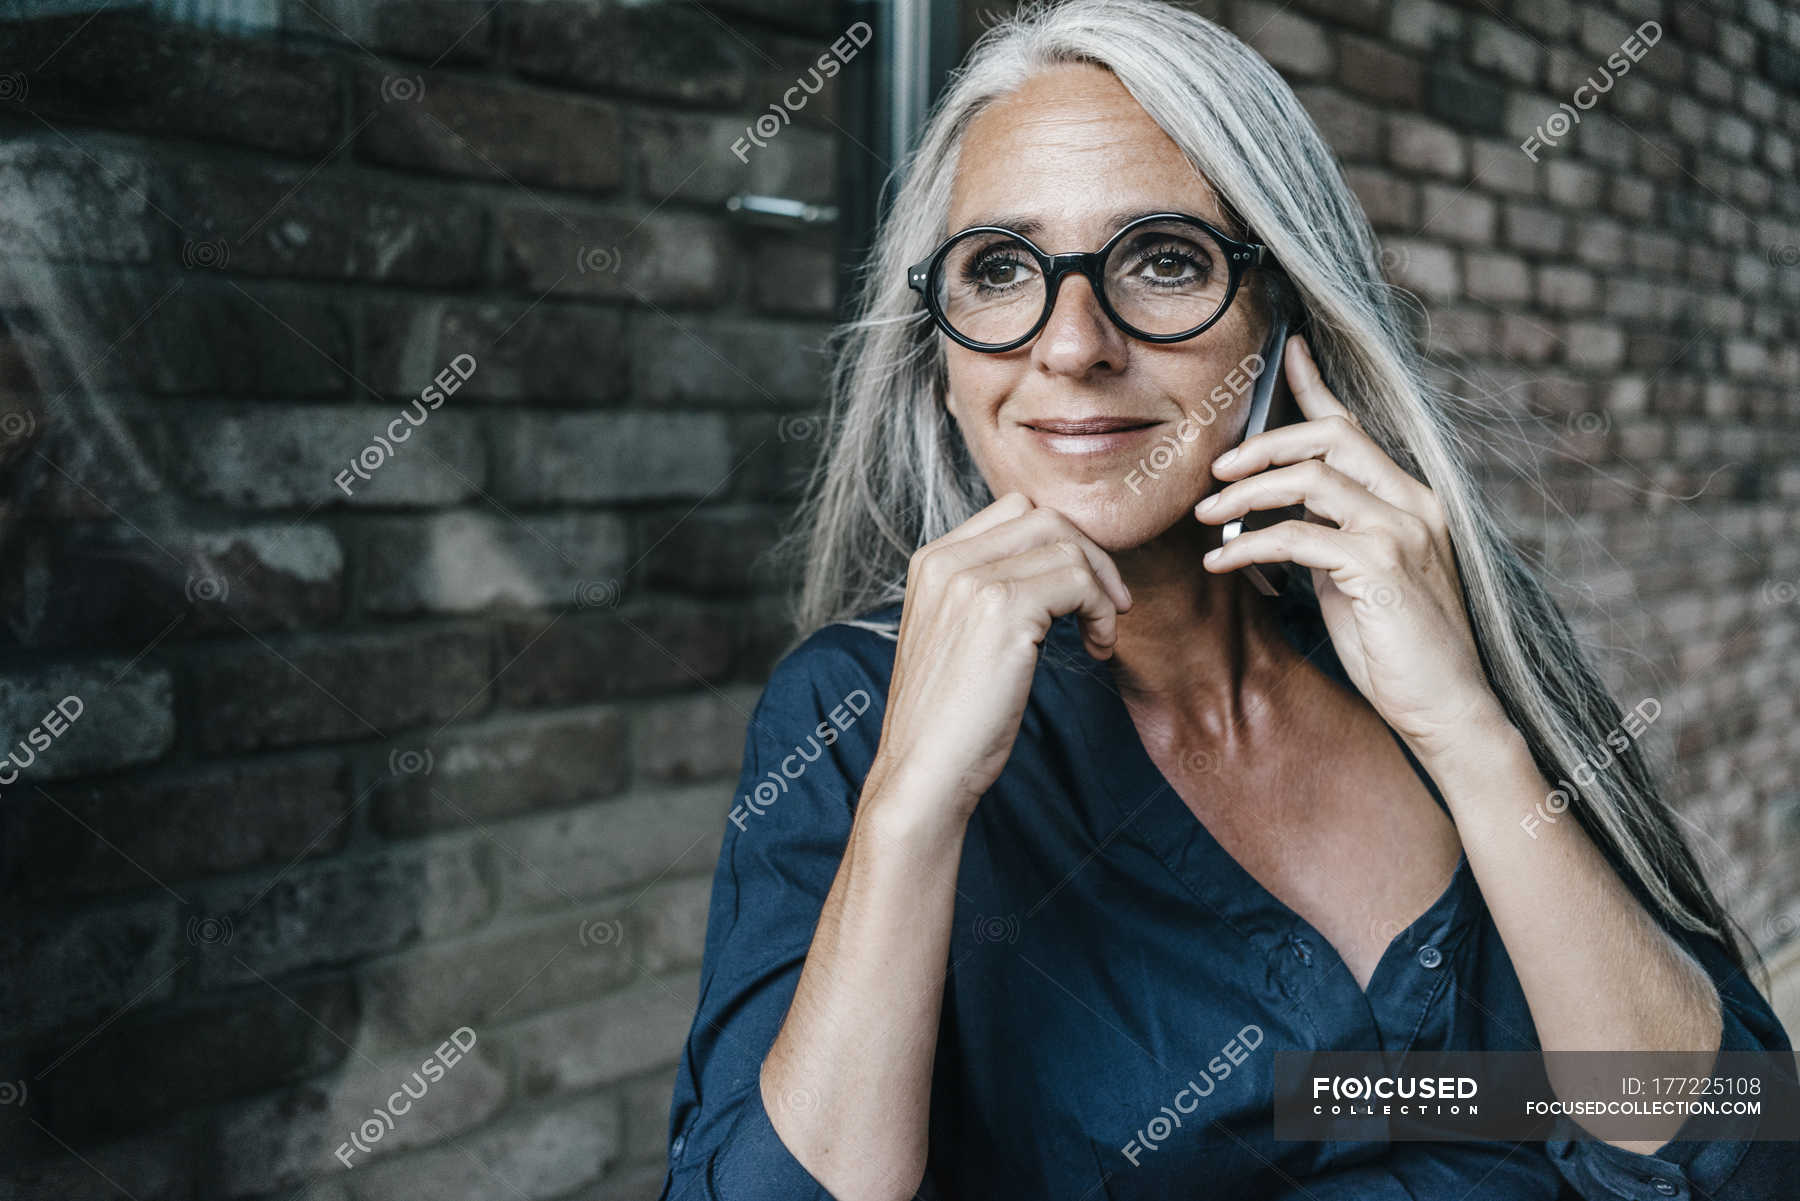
[658,629,891,1200]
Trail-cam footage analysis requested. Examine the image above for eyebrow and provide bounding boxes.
[951,207,1217,240]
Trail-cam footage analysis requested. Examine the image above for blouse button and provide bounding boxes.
[1416,944,1443,969]
[671,1132,687,1160]
[1649,1180,1678,1197]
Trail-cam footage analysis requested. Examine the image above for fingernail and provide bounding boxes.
[1203,547,1223,563]
[1214,448,1239,468]
[1195,493,1220,514]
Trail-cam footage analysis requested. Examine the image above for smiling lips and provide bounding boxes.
[1023,415,1163,455]
[1026,416,1157,434]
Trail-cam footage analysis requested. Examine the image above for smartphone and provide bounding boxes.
[1218,317,1305,596]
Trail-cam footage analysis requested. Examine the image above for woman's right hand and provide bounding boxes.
[868,491,1133,821]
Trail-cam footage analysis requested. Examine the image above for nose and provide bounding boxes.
[1031,270,1128,376]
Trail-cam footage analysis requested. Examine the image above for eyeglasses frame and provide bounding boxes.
[906,211,1272,353]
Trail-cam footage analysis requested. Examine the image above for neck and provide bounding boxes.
[1105,517,1307,735]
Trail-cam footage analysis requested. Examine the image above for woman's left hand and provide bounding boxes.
[1193,333,1507,759]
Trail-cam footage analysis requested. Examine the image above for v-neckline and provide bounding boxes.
[1044,602,1474,1022]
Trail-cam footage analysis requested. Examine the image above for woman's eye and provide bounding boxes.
[968,253,1031,289]
[1135,246,1204,282]
[1148,253,1190,278]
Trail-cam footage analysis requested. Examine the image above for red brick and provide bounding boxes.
[1238,3,1332,78]
[1338,36,1420,104]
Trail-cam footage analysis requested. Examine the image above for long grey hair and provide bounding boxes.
[776,0,1749,969]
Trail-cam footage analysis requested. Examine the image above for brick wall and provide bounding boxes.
[0,1,840,1196]
[0,0,1796,1198]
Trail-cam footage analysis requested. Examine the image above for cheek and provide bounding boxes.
[1190,382,1255,455]
[942,354,1009,429]
[1159,353,1258,444]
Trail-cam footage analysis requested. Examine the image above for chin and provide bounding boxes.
[1016,478,1202,553]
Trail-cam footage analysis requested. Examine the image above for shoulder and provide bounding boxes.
[753,602,902,725]
[730,605,901,822]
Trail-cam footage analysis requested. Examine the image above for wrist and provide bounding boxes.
[857,754,976,849]
[1406,694,1532,795]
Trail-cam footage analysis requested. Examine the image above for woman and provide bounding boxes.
[658,2,1792,1198]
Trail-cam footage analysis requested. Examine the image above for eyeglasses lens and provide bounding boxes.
[931,218,1232,346]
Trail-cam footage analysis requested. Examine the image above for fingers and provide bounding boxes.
[922,497,1132,613]
[1281,334,1349,424]
[1213,415,1430,514]
[1203,519,1427,616]
[1195,458,1413,533]
[970,540,1122,657]
[1212,338,1434,517]
[908,493,1130,660]
[934,490,1035,548]
[1201,518,1363,579]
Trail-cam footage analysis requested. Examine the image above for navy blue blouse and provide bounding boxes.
[659,597,1792,1200]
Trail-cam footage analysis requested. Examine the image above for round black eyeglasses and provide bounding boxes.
[906,212,1271,353]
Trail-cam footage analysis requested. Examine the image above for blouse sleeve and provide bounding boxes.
[656,625,934,1201]
[1545,922,1800,1201]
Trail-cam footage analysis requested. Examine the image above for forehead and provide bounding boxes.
[947,62,1230,242]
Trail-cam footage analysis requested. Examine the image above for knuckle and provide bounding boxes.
[977,577,1014,607]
